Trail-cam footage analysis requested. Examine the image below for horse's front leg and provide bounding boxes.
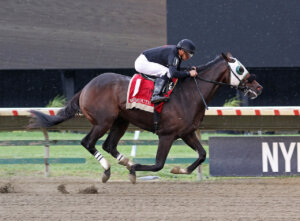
[129,135,174,184]
[170,131,206,174]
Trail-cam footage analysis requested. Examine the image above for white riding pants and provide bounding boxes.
[134,54,171,78]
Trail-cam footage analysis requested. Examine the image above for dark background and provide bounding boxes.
[1,67,298,107]
[0,0,299,107]
[167,0,299,67]
[0,69,134,107]
[167,0,299,106]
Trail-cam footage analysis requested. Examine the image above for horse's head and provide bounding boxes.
[222,53,263,99]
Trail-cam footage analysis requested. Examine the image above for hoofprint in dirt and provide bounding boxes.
[1,177,300,221]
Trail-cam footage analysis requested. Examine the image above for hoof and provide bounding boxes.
[170,166,180,174]
[129,174,136,184]
[170,166,189,174]
[102,168,111,183]
[129,169,136,184]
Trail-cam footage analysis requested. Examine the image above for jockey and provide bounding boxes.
[135,39,198,104]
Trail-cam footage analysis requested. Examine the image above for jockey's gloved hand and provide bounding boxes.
[189,66,198,77]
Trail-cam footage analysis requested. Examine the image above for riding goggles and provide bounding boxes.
[184,50,194,58]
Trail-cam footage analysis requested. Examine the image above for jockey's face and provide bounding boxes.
[178,49,193,61]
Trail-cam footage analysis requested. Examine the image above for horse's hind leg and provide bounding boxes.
[81,125,111,183]
[102,117,134,170]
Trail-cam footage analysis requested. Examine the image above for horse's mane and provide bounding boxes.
[196,55,224,74]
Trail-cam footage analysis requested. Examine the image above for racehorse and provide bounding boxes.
[28,52,262,184]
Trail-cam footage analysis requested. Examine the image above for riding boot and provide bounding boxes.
[151,77,169,104]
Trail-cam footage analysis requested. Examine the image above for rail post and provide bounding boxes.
[197,165,202,180]
[43,129,50,177]
[131,130,140,157]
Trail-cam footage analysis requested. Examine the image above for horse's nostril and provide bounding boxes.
[257,86,263,91]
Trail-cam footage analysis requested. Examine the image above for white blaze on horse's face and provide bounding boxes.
[228,57,249,86]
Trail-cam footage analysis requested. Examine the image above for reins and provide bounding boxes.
[192,64,250,110]
[196,72,248,90]
[193,78,209,110]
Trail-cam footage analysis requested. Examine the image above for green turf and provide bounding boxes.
[0,131,209,181]
[0,131,299,181]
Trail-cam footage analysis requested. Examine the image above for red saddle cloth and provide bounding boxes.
[126,74,177,113]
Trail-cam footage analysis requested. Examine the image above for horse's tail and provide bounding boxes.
[28,91,81,129]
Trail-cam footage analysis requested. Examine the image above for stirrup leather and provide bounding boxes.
[151,95,169,103]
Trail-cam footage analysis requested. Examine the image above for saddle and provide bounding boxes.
[126,73,178,132]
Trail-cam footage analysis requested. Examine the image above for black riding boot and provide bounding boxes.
[151,77,169,104]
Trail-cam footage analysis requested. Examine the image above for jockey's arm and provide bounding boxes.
[178,66,198,77]
[168,56,196,78]
[168,65,190,78]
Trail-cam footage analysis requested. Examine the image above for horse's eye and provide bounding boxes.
[236,66,244,75]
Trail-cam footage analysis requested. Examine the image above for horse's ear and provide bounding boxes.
[226,52,233,58]
[222,52,234,62]
[221,53,228,61]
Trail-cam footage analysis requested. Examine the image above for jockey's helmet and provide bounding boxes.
[176,39,196,54]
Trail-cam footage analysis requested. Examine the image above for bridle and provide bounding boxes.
[193,58,257,109]
[195,62,255,90]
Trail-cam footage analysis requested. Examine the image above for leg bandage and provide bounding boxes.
[94,151,110,170]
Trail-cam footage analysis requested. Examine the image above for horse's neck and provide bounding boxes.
[178,60,227,121]
[200,67,227,104]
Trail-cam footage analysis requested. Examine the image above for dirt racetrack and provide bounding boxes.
[1,177,300,221]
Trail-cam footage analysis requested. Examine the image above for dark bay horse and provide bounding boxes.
[28,52,262,183]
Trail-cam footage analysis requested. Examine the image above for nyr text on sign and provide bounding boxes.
[209,137,300,176]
